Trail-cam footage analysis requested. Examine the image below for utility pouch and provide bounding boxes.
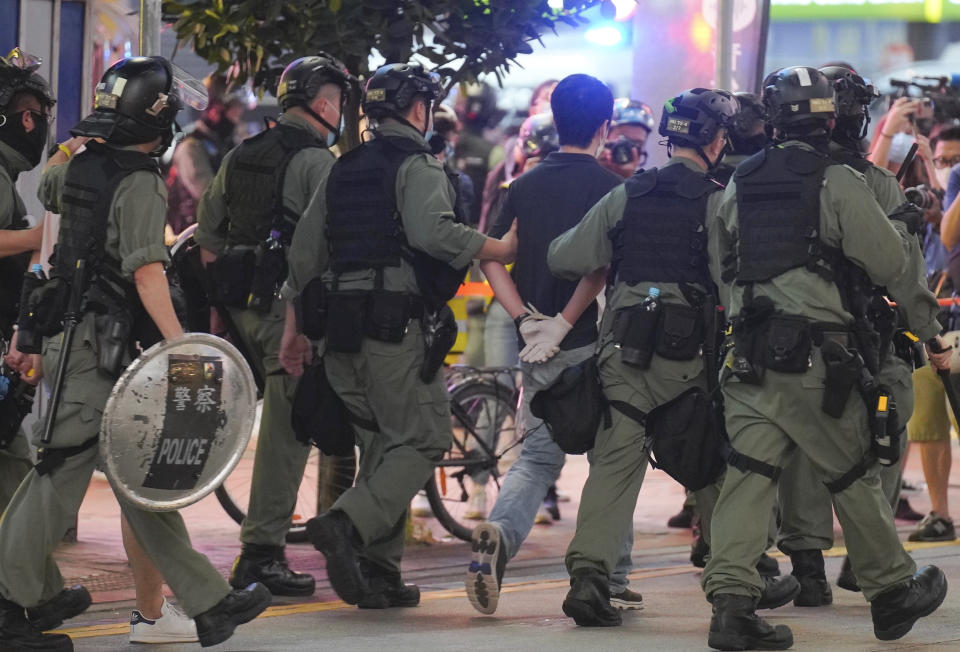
[765,315,812,373]
[869,386,900,466]
[325,292,368,353]
[530,355,608,454]
[731,297,775,384]
[420,305,458,383]
[297,277,327,340]
[95,309,133,377]
[291,361,357,456]
[655,303,703,361]
[820,339,861,418]
[209,248,255,309]
[247,245,287,313]
[612,304,660,369]
[16,270,47,354]
[366,291,411,344]
[32,277,71,337]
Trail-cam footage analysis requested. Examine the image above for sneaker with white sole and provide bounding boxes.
[609,587,644,610]
[464,490,487,521]
[130,597,198,644]
[410,492,433,518]
[465,523,506,615]
[907,512,957,542]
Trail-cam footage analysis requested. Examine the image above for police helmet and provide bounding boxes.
[518,112,559,158]
[362,63,442,120]
[277,54,354,111]
[0,48,55,110]
[819,65,878,142]
[658,88,737,148]
[762,66,837,129]
[458,81,499,127]
[71,57,207,151]
[611,98,655,132]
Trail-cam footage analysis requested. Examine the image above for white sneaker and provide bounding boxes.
[411,492,433,517]
[464,490,487,520]
[130,597,198,644]
[534,503,553,525]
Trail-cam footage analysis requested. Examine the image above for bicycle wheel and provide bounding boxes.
[424,379,521,542]
[215,441,356,543]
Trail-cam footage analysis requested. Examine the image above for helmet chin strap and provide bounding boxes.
[301,102,341,145]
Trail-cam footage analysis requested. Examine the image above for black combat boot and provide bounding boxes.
[836,556,860,592]
[357,560,420,609]
[788,549,832,607]
[756,575,800,610]
[229,543,316,597]
[194,582,272,648]
[0,598,73,651]
[871,566,948,641]
[306,510,369,604]
[755,553,780,578]
[561,569,622,627]
[708,594,793,651]
[25,586,91,631]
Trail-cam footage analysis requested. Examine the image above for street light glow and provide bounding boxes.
[585,25,623,47]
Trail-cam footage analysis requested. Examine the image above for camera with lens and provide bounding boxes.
[606,136,639,166]
[903,184,943,210]
[889,75,960,122]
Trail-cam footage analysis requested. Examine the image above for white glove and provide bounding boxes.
[519,313,572,364]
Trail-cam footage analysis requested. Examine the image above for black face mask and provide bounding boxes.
[731,132,768,156]
[0,110,48,167]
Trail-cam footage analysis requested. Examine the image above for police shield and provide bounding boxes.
[101,333,257,511]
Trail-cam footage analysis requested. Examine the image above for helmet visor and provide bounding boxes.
[171,64,209,110]
[3,47,42,72]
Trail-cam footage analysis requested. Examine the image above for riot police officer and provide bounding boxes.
[710,92,768,186]
[278,62,516,607]
[195,54,354,598]
[597,97,656,179]
[546,88,741,626]
[0,56,271,651]
[775,65,941,607]
[0,48,50,515]
[704,66,948,650]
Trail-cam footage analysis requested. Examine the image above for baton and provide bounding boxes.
[927,337,960,427]
[896,142,919,183]
[41,259,88,444]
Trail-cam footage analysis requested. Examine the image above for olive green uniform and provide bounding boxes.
[0,151,231,615]
[0,141,37,515]
[547,158,721,579]
[283,121,485,573]
[196,112,335,548]
[776,149,933,554]
[703,141,942,602]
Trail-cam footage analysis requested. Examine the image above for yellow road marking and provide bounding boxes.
[53,539,960,640]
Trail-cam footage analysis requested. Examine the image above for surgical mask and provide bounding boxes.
[0,110,48,167]
[326,115,344,148]
[888,132,914,165]
[935,166,952,190]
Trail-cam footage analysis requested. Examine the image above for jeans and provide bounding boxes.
[487,343,634,592]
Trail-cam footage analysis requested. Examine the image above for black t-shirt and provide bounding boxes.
[490,151,622,349]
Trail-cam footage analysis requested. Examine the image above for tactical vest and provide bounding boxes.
[55,142,158,299]
[734,146,841,284]
[326,134,468,310]
[608,164,720,289]
[0,153,29,338]
[223,123,324,246]
[829,146,871,174]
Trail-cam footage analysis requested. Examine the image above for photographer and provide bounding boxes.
[597,97,655,179]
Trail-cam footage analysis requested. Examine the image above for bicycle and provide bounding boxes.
[213,365,522,543]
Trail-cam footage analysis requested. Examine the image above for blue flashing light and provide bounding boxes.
[585,24,623,47]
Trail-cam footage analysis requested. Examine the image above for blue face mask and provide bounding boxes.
[326,115,344,148]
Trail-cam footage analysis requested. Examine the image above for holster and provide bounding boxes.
[209,248,256,309]
[868,385,900,466]
[95,307,134,377]
[612,303,660,369]
[655,303,704,361]
[892,329,925,369]
[820,339,861,418]
[247,245,287,313]
[296,277,327,340]
[420,305,458,383]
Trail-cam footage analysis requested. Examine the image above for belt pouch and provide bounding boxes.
[820,339,860,418]
[765,315,811,373]
[655,303,703,361]
[612,304,660,369]
[325,292,368,353]
[366,291,410,344]
[210,249,255,308]
[297,277,327,340]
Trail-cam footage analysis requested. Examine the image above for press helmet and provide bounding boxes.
[658,88,737,148]
[819,65,878,141]
[0,48,55,110]
[71,56,207,154]
[518,111,559,158]
[277,54,353,111]
[611,98,656,132]
[362,63,442,121]
[762,66,837,133]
